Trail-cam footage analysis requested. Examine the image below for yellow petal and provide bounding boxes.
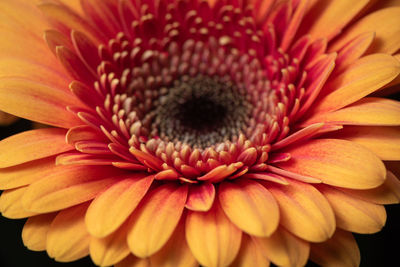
[230,234,269,267]
[22,213,57,251]
[310,229,360,267]
[330,7,400,54]
[185,183,215,212]
[310,54,400,113]
[0,78,82,128]
[0,157,56,190]
[21,165,123,213]
[47,203,91,262]
[277,139,386,189]
[218,179,279,237]
[115,255,150,267]
[304,97,400,127]
[255,227,310,267]
[0,128,71,168]
[341,171,400,205]
[127,184,188,258]
[318,185,386,234]
[0,186,38,219]
[86,175,153,238]
[150,222,197,267]
[90,221,131,267]
[268,180,335,242]
[333,126,400,161]
[304,0,369,41]
[0,58,69,89]
[185,201,242,267]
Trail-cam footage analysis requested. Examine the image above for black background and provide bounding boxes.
[1,119,399,267]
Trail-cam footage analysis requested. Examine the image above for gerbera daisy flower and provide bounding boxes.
[1,0,400,266]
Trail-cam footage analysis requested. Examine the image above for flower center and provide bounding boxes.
[150,75,251,147]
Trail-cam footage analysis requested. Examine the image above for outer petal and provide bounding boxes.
[334,32,375,74]
[318,185,387,234]
[0,157,56,190]
[0,58,69,89]
[46,203,91,262]
[267,180,335,242]
[230,234,269,267]
[340,171,400,205]
[329,7,400,54]
[21,165,124,213]
[277,139,386,189]
[150,221,197,267]
[0,186,38,219]
[0,78,82,128]
[254,227,310,267]
[115,255,150,267]
[127,184,188,258]
[90,221,131,267]
[0,128,71,168]
[185,201,242,267]
[185,183,215,212]
[218,179,279,237]
[333,126,400,161]
[22,213,57,251]
[85,174,154,238]
[303,97,400,127]
[303,0,369,41]
[310,54,400,113]
[310,230,360,267]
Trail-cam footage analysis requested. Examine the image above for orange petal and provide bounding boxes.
[334,32,375,74]
[268,180,335,242]
[230,234,269,267]
[340,171,400,205]
[329,7,400,54]
[310,54,400,113]
[333,126,400,161]
[0,157,56,190]
[218,179,279,237]
[38,2,103,44]
[89,221,131,267]
[21,165,124,213]
[304,0,369,42]
[115,255,150,267]
[46,203,91,262]
[86,174,154,238]
[0,186,38,219]
[0,0,50,40]
[277,139,386,189]
[318,185,386,234]
[66,125,105,145]
[185,183,215,212]
[0,57,69,89]
[0,128,71,168]
[22,213,57,251]
[310,229,360,267]
[304,97,400,127]
[254,227,310,267]
[185,201,242,267]
[0,78,82,128]
[127,184,188,258]
[149,222,197,267]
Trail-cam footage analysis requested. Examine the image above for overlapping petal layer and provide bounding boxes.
[0,0,400,267]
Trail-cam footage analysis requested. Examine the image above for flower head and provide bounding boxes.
[1,0,400,266]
